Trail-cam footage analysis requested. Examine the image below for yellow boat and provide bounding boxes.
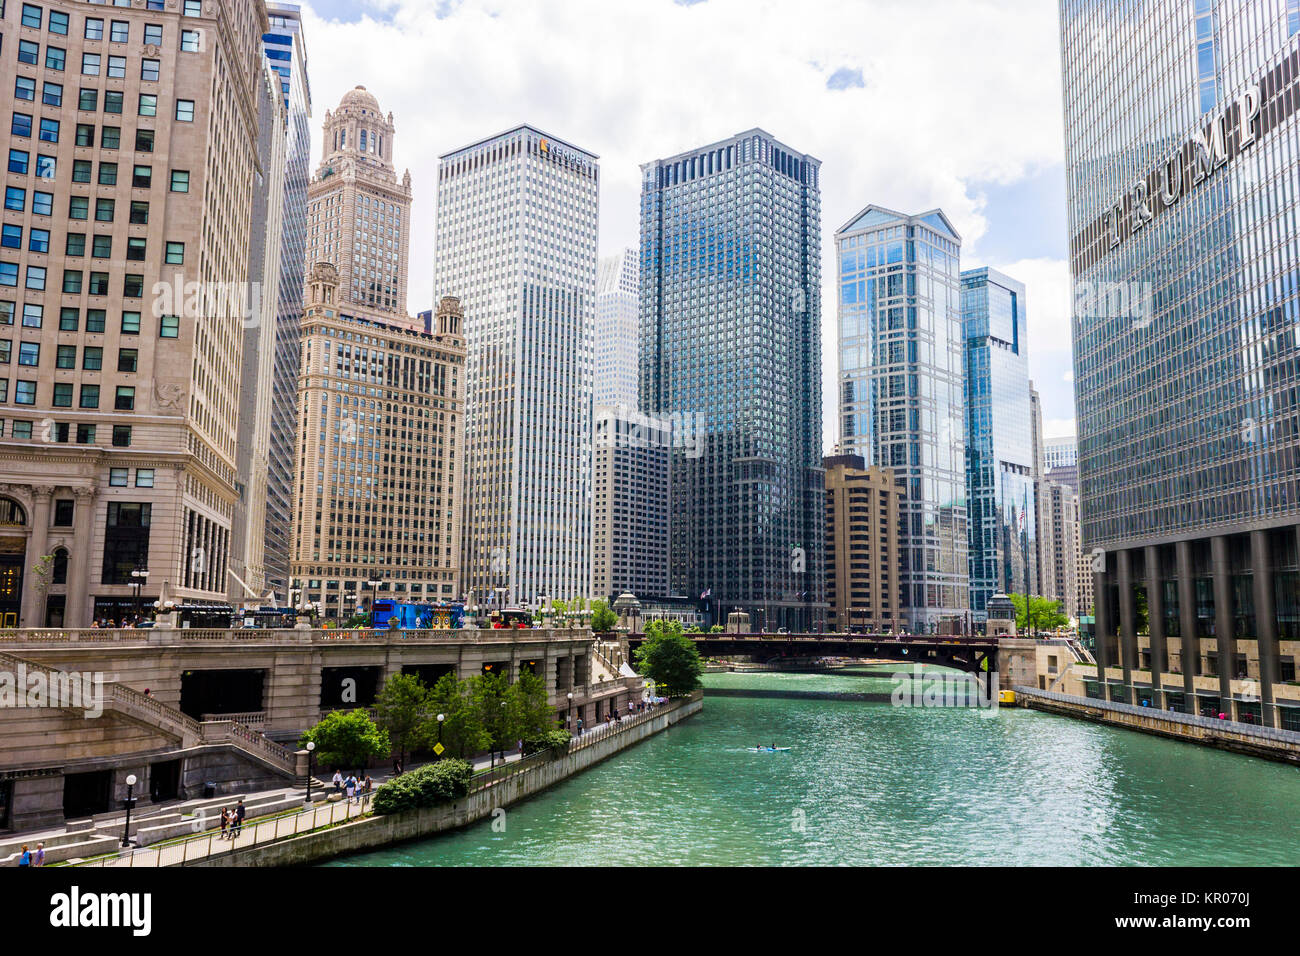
[998,689,1016,705]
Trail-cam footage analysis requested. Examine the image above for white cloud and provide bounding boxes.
[300,0,1067,451]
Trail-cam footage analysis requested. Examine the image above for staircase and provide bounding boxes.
[0,651,296,777]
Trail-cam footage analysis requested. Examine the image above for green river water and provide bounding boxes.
[326,667,1300,866]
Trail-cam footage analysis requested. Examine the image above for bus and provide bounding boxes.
[371,600,465,630]
[488,607,533,629]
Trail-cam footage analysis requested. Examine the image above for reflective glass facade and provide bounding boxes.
[639,130,825,631]
[836,206,968,632]
[962,267,1037,618]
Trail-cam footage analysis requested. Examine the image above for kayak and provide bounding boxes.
[747,747,791,752]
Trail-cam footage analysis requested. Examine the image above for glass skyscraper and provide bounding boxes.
[1062,0,1300,727]
[961,267,1037,620]
[436,126,598,610]
[835,206,968,633]
[595,249,639,409]
[639,130,825,632]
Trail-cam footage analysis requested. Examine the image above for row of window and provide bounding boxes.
[1,379,137,409]
[15,80,166,114]
[0,302,180,337]
[17,40,195,77]
[0,417,135,448]
[0,340,138,371]
[12,102,194,143]
[20,1,205,37]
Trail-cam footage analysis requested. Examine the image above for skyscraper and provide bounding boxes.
[1062,0,1300,726]
[306,86,411,318]
[262,2,312,598]
[640,130,825,632]
[0,0,272,626]
[595,249,638,409]
[591,405,669,601]
[824,454,902,633]
[961,266,1037,619]
[836,206,967,633]
[436,127,598,610]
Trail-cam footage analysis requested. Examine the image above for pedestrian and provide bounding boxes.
[232,799,245,837]
[332,769,343,794]
[517,738,524,756]
[220,808,230,839]
[34,843,44,867]
[576,716,584,735]
[345,774,356,804]
[17,845,30,867]
[362,775,372,804]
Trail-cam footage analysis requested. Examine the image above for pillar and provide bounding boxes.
[20,485,53,627]
[66,486,96,628]
[1144,545,1166,707]
[1116,549,1138,701]
[1210,535,1236,715]
[1175,540,1198,706]
[1092,561,1114,698]
[1250,530,1278,728]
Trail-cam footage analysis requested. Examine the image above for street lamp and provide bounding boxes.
[436,713,445,761]
[130,567,149,620]
[567,691,574,733]
[304,741,315,805]
[366,578,382,624]
[121,773,137,847]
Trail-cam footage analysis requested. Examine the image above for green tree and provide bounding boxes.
[634,619,703,696]
[471,670,513,763]
[508,670,558,748]
[373,673,430,769]
[300,710,390,771]
[425,672,488,759]
[590,599,618,633]
[1008,594,1069,635]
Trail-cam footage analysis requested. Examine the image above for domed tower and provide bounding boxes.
[305,85,413,317]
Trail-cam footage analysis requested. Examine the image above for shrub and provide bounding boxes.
[372,759,473,815]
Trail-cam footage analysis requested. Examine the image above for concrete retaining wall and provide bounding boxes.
[186,695,703,867]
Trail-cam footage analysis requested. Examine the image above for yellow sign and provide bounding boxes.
[432,742,445,756]
[539,138,549,152]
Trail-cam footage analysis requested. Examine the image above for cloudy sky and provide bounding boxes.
[298,0,1077,447]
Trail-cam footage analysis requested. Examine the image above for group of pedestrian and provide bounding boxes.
[89,615,151,628]
[331,769,373,805]
[16,843,43,867]
[217,799,246,840]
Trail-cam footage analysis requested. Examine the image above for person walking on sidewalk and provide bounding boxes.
[332,769,343,795]
[231,799,246,838]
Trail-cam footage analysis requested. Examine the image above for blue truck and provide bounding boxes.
[371,600,465,629]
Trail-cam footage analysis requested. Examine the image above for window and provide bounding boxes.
[82,53,101,76]
[121,311,141,334]
[111,425,130,447]
[117,348,137,373]
[71,160,91,184]
[95,198,115,223]
[109,468,129,487]
[34,155,55,179]
[138,94,157,117]
[101,126,120,149]
[3,189,24,212]
[160,314,179,338]
[59,307,78,330]
[97,162,117,186]
[181,30,201,52]
[42,82,62,107]
[176,100,195,122]
[21,304,41,328]
[28,228,49,253]
[0,302,12,325]
[86,310,105,333]
[185,0,202,15]
[0,339,9,362]
[44,46,64,71]
[25,266,46,290]
[107,56,126,79]
[170,169,189,193]
[141,58,160,82]
[143,25,162,46]
[11,421,32,438]
[126,237,146,261]
[51,422,69,444]
[49,11,69,35]
[31,191,51,216]
[78,87,97,110]
[76,424,95,444]
[102,503,151,586]
[110,21,129,43]
[135,469,154,488]
[132,165,151,188]
[38,118,59,143]
[15,381,37,405]
[85,19,104,41]
[78,384,99,408]
[0,261,17,285]
[165,241,184,264]
[82,346,102,370]
[18,41,39,66]
[21,3,42,28]
[115,386,135,410]
[68,196,88,220]
[123,275,143,298]
[103,90,123,114]
[88,272,108,295]
[54,500,75,526]
[0,225,19,249]
[11,113,32,138]
[52,382,72,407]
[129,201,148,224]
[134,129,154,152]
[61,270,81,293]
[92,234,112,257]
[56,345,76,369]
[14,78,35,102]
[75,123,94,146]
[7,150,29,174]
[17,343,39,367]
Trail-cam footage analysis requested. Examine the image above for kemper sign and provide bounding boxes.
[1106,84,1259,248]
[539,137,592,175]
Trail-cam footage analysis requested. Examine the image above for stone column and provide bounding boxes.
[1144,545,1166,708]
[66,486,96,628]
[1210,535,1236,715]
[1175,541,1198,706]
[1092,562,1114,698]
[1116,549,1137,700]
[20,486,53,627]
[1250,530,1278,728]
